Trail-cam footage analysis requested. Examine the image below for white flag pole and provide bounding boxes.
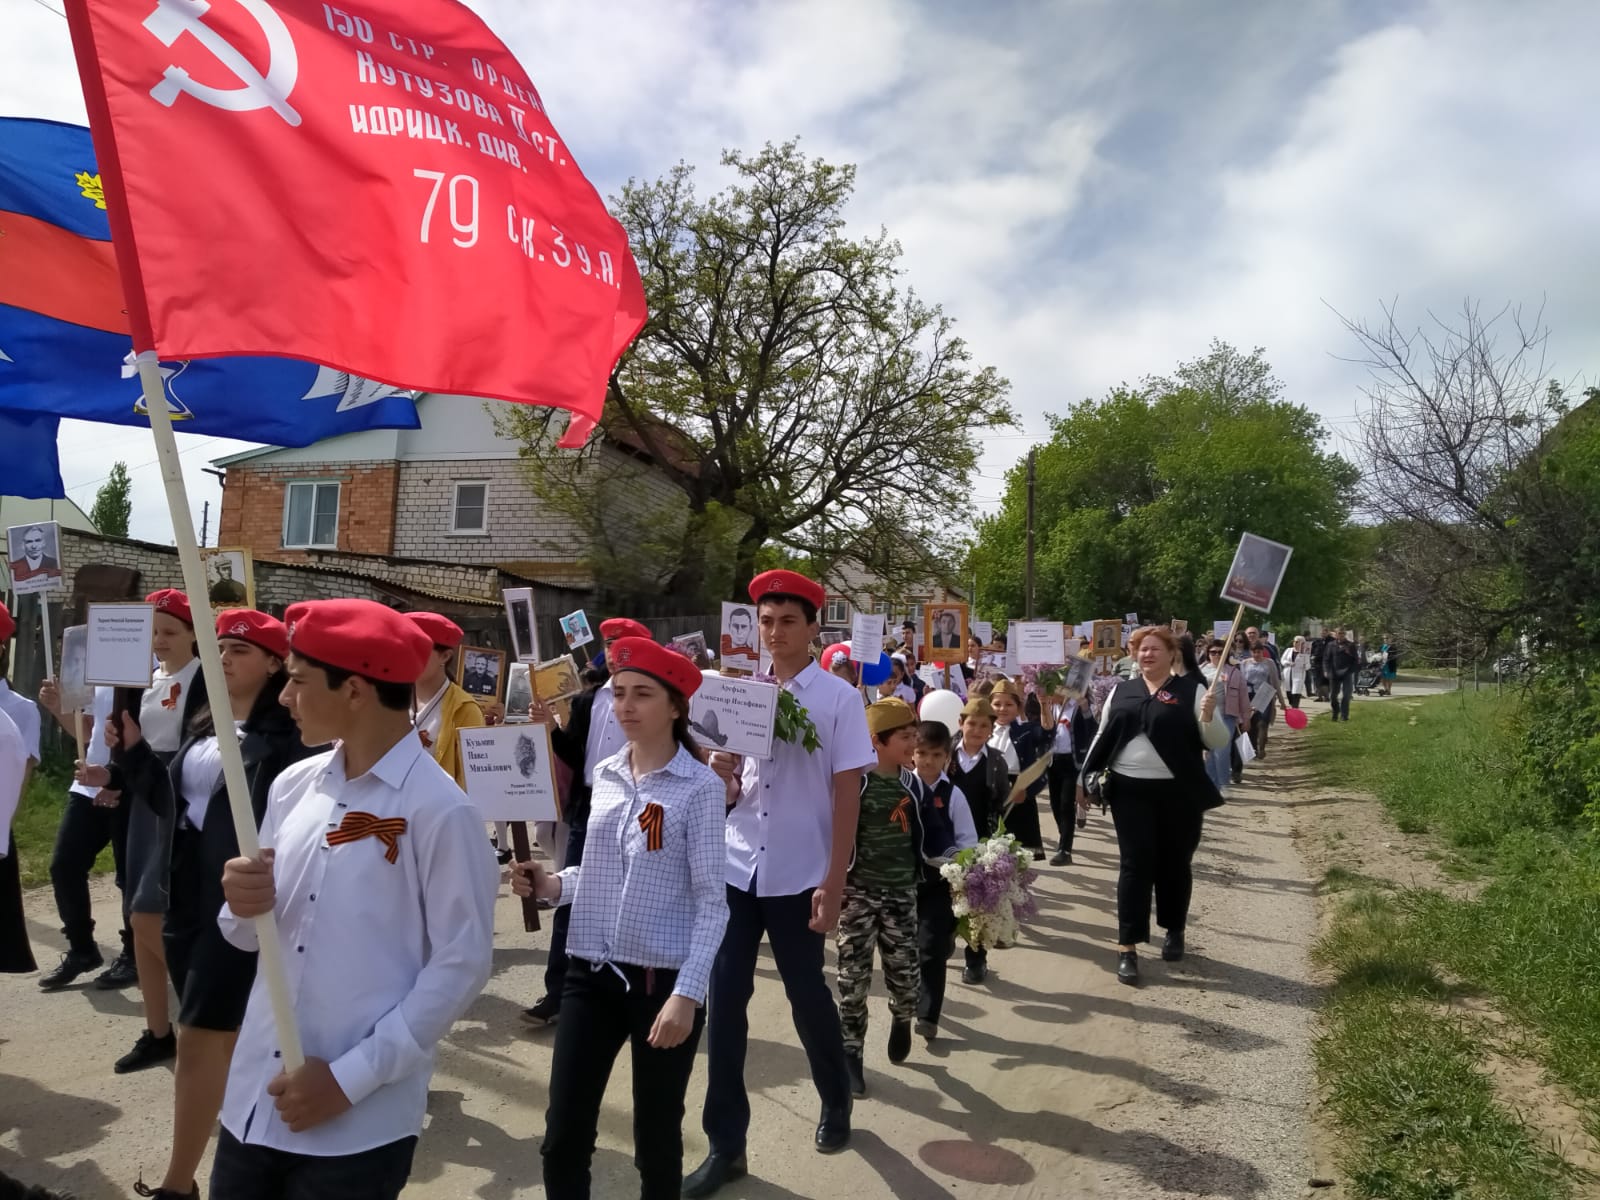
[134,350,304,1070]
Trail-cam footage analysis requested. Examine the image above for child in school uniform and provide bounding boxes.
[946,697,1008,983]
[908,721,978,1041]
[836,698,924,1096]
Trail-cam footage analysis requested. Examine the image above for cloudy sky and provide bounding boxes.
[4,0,1597,540]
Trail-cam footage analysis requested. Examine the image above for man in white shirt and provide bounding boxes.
[685,571,877,1198]
[1,703,37,974]
[213,598,497,1198]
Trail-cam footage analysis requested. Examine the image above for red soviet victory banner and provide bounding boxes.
[63,0,645,444]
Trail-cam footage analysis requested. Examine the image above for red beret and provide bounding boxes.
[0,603,13,643]
[749,569,825,613]
[146,589,193,626]
[599,617,652,642]
[285,598,432,684]
[405,611,464,650]
[217,609,290,660]
[820,642,851,671]
[606,636,703,698]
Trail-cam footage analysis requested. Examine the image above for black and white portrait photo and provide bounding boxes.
[457,646,507,699]
[6,520,62,595]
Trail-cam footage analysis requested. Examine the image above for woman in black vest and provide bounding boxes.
[1078,625,1230,986]
[987,680,1048,860]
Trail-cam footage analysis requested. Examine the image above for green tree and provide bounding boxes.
[88,460,133,538]
[970,343,1358,625]
[499,141,1015,605]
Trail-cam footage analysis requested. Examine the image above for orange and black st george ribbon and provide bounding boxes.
[638,803,665,851]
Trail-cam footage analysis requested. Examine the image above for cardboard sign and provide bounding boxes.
[560,610,594,650]
[1124,612,1139,625]
[671,630,708,664]
[689,674,780,760]
[503,587,539,663]
[1213,619,1233,640]
[504,662,533,721]
[58,625,94,713]
[6,520,64,596]
[458,724,561,822]
[533,655,581,702]
[1220,532,1294,612]
[1013,621,1066,665]
[972,620,994,648]
[1064,637,1083,659]
[84,603,155,687]
[849,612,886,662]
[720,601,760,674]
[1063,656,1095,698]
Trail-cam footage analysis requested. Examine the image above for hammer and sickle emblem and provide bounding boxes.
[143,0,302,127]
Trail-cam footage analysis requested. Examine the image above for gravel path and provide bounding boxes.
[1,755,1324,1199]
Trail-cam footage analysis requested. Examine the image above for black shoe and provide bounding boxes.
[1231,772,1243,785]
[496,848,514,865]
[682,1151,747,1198]
[520,994,560,1026]
[1162,932,1185,961]
[961,962,986,985]
[845,1049,866,1097]
[815,1105,851,1154]
[133,1177,199,1199]
[38,948,103,991]
[1117,951,1140,986]
[115,1028,176,1074]
[94,950,138,989]
[1031,848,1046,861]
[915,1018,937,1041]
[887,1019,912,1064]
[1049,849,1071,866]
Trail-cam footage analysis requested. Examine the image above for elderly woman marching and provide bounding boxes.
[1078,625,1231,986]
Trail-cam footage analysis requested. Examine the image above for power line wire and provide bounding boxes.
[25,0,67,18]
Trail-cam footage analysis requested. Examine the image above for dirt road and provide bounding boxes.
[2,738,1334,1199]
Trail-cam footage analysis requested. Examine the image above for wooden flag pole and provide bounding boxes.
[135,351,304,1071]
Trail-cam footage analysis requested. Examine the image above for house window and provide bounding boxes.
[825,597,851,625]
[282,481,340,549]
[451,481,489,534]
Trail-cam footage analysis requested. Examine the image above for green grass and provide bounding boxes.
[1315,889,1579,1199]
[10,749,114,888]
[1310,690,1600,1183]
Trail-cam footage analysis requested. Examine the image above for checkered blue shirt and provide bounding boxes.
[556,743,730,1003]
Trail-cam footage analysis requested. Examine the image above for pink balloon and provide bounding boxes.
[1284,706,1308,730]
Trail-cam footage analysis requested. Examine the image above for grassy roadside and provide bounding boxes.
[1307,692,1600,1195]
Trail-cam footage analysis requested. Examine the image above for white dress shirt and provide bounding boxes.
[989,723,1021,773]
[582,681,626,787]
[557,744,729,1003]
[218,731,498,1157]
[729,662,877,896]
[412,680,449,749]
[0,708,26,857]
[944,779,979,850]
[141,659,202,754]
[0,680,40,764]
[69,687,116,800]
[954,745,985,775]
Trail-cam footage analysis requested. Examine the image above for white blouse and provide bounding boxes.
[989,723,1021,773]
[140,658,202,753]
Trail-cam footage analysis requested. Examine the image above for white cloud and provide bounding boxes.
[2,0,1596,546]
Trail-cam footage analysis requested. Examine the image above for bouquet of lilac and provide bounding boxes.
[939,828,1038,950]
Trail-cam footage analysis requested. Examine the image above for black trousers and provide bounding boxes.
[703,882,851,1154]
[50,789,132,955]
[1003,782,1044,850]
[1107,776,1206,946]
[542,823,588,999]
[1330,673,1354,720]
[543,959,704,1200]
[209,1126,417,1200]
[915,881,957,1025]
[1046,755,1077,852]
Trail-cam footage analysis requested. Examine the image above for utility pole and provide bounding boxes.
[1025,447,1036,620]
[199,500,209,548]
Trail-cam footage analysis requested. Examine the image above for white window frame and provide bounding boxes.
[281,480,341,550]
[449,479,491,535]
[825,596,851,626]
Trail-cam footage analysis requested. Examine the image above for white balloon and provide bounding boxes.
[919,689,964,736]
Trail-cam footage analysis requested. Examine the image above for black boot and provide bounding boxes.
[1162,931,1185,962]
[845,1049,866,1097]
[682,1152,748,1199]
[887,1019,912,1064]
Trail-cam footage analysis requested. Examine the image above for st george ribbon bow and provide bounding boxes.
[326,811,409,864]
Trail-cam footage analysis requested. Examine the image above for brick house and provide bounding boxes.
[817,556,968,641]
[213,392,688,588]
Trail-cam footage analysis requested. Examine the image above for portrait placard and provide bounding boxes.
[58,625,94,713]
[533,655,581,702]
[1091,620,1123,655]
[559,610,594,650]
[923,602,969,662]
[503,587,539,663]
[1220,532,1294,613]
[455,644,507,700]
[972,620,994,648]
[201,547,254,609]
[719,602,760,674]
[689,674,779,760]
[458,724,560,822]
[6,520,63,596]
[849,612,886,663]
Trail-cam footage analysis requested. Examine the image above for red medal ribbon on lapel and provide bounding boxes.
[890,797,911,833]
[638,803,665,851]
[326,812,409,864]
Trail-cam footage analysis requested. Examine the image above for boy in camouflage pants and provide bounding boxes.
[837,698,924,1097]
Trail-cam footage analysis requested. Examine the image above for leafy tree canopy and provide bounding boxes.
[89,460,133,539]
[971,343,1358,627]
